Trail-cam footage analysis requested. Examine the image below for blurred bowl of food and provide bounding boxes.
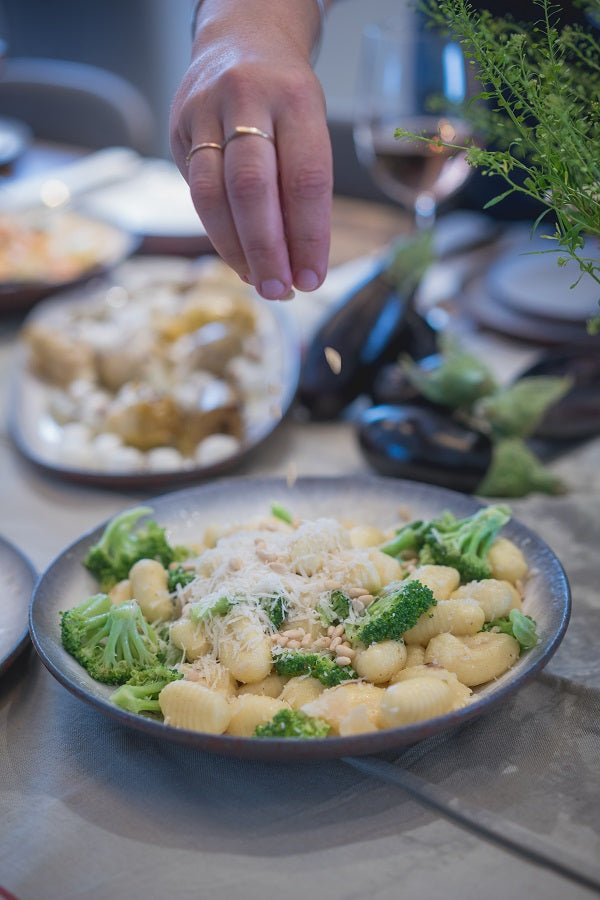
[0,208,138,315]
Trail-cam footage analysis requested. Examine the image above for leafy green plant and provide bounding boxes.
[399,0,600,330]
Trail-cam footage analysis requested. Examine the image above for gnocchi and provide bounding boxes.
[403,597,485,645]
[424,632,520,686]
[62,501,541,741]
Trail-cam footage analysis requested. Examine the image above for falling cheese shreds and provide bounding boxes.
[286,460,298,488]
[324,346,342,375]
[175,516,388,661]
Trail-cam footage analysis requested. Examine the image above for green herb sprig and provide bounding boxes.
[399,0,600,331]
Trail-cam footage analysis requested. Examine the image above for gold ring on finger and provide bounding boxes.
[185,141,223,165]
[222,126,275,149]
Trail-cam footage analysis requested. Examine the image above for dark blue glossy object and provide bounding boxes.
[358,404,493,493]
[298,266,437,420]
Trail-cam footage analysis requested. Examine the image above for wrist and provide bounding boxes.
[191,0,327,64]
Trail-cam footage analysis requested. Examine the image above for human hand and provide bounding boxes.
[170,0,333,301]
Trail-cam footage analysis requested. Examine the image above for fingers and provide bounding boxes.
[171,68,332,301]
[221,122,292,299]
[186,139,251,280]
[277,111,333,293]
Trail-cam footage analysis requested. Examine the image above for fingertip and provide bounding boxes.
[259,279,291,301]
[294,269,321,292]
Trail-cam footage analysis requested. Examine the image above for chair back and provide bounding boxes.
[0,57,155,153]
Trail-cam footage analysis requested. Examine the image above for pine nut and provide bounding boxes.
[347,586,366,598]
[257,548,278,563]
[336,656,352,666]
[351,598,365,614]
[286,639,301,649]
[330,636,342,651]
[333,624,345,637]
[357,593,375,606]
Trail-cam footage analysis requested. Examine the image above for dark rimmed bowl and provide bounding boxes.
[29,475,570,761]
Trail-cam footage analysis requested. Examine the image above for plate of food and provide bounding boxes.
[8,256,300,489]
[0,534,37,675]
[0,208,138,314]
[29,475,570,760]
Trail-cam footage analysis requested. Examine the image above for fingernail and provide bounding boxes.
[240,273,252,284]
[295,269,320,292]
[260,279,287,300]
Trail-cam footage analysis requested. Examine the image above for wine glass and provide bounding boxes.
[353,21,475,231]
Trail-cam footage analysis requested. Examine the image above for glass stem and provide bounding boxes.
[414,192,437,231]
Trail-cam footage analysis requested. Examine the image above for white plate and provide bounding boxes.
[0,534,37,675]
[8,256,301,489]
[29,475,570,760]
[486,231,600,322]
[80,158,212,254]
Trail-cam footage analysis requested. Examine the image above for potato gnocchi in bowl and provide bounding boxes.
[30,476,569,759]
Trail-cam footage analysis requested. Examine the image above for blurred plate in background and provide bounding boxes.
[80,158,213,256]
[0,534,37,676]
[8,256,300,489]
[464,274,600,347]
[486,230,599,323]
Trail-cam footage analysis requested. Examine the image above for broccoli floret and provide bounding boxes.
[109,665,182,716]
[483,609,540,651]
[59,592,113,656]
[189,595,235,622]
[61,596,165,684]
[167,564,196,593]
[380,520,431,558]
[261,595,287,629]
[190,592,287,628]
[83,506,190,591]
[418,505,511,582]
[254,708,331,739]
[273,651,357,686]
[345,579,436,646]
[318,590,351,626]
